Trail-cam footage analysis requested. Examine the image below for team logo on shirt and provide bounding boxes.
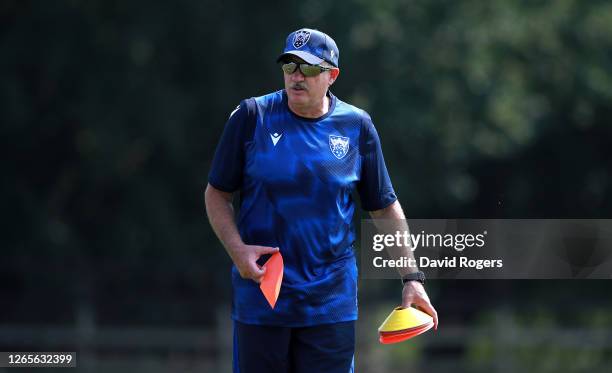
[329,135,350,159]
[293,30,311,49]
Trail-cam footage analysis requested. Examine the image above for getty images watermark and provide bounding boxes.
[360,219,612,279]
[371,228,502,270]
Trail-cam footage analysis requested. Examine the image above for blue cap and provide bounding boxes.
[277,28,339,67]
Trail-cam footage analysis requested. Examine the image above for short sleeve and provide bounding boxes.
[208,99,256,192]
[357,115,397,211]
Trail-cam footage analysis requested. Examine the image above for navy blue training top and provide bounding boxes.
[209,90,396,326]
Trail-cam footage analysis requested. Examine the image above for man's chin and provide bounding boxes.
[287,91,309,105]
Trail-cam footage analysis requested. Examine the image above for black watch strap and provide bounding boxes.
[401,271,425,285]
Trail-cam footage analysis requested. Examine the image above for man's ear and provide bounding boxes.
[329,68,340,85]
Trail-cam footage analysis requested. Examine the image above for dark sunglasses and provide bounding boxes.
[281,62,333,77]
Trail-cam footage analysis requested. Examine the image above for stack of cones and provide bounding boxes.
[378,306,434,344]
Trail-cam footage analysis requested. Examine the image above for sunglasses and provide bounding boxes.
[281,62,333,77]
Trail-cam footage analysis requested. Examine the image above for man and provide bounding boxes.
[205,28,438,373]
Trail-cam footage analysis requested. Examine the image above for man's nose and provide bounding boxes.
[290,67,305,80]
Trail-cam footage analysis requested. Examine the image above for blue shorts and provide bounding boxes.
[233,320,355,373]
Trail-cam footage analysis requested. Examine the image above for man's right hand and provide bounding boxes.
[231,244,280,283]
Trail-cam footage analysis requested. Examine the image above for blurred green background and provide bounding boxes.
[2,0,612,372]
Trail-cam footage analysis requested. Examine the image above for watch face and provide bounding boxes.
[402,272,425,284]
[418,272,426,283]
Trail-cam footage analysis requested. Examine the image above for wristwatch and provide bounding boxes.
[401,271,426,285]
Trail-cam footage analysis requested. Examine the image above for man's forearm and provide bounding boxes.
[204,183,244,262]
[369,200,418,277]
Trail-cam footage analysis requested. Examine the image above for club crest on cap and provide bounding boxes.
[293,29,311,49]
[329,135,350,159]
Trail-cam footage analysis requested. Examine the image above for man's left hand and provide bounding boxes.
[401,281,438,330]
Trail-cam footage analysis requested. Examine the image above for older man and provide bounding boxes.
[206,28,437,373]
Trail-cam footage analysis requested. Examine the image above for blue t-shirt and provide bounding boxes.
[209,90,396,326]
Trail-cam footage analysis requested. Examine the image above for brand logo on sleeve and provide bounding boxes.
[329,135,349,159]
[270,132,283,146]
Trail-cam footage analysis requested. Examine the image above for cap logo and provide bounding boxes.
[293,30,311,49]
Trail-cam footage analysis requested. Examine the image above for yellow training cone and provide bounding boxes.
[378,306,433,333]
